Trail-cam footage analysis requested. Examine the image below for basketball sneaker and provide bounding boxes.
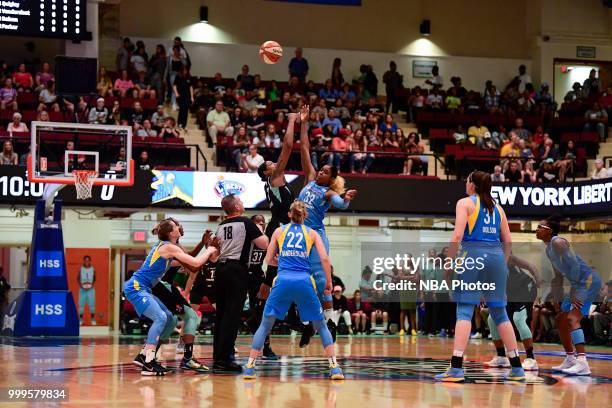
[243,364,256,379]
[470,332,482,339]
[484,355,511,368]
[133,353,146,367]
[505,367,526,381]
[522,358,539,371]
[181,357,209,372]
[552,355,576,371]
[398,329,405,336]
[329,364,344,380]
[262,345,278,360]
[434,367,465,382]
[327,320,337,343]
[300,323,314,348]
[562,359,591,376]
[411,329,417,336]
[142,360,167,376]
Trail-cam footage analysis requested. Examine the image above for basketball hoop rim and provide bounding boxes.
[27,155,136,187]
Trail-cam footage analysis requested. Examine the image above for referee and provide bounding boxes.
[213,194,269,372]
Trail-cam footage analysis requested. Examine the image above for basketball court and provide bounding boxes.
[1,336,610,406]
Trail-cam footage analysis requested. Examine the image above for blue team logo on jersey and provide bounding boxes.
[214,176,245,198]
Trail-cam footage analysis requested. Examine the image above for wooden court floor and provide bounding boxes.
[1,335,610,407]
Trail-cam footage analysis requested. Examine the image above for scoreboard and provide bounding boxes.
[0,0,88,40]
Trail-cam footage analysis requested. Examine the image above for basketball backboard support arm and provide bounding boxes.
[43,184,66,218]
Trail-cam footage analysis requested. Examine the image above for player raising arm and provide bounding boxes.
[297,104,357,345]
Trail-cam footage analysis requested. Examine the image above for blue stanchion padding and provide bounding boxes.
[2,199,80,336]
[3,291,79,336]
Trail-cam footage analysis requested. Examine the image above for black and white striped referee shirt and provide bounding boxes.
[216,216,264,265]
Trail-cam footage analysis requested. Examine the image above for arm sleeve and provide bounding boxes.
[330,193,350,210]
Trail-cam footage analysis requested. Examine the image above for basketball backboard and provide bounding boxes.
[28,121,134,187]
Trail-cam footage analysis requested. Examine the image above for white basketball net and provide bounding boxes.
[73,170,97,200]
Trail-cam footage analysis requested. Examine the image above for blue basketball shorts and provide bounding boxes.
[124,277,168,317]
[560,272,602,316]
[451,244,507,308]
[263,272,324,322]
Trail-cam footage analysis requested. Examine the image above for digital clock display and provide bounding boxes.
[0,0,87,40]
[0,175,44,198]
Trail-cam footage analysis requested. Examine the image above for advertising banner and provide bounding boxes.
[1,167,611,219]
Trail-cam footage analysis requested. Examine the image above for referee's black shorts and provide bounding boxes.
[213,260,249,363]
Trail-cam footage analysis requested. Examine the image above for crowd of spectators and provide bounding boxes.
[2,40,611,181]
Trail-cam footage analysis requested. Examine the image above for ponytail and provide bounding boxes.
[469,171,494,213]
[154,219,175,241]
[329,175,346,195]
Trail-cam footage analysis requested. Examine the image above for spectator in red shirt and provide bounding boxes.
[113,70,135,98]
[329,127,351,170]
[13,64,34,92]
[530,125,545,152]
[12,63,33,92]
[347,289,371,334]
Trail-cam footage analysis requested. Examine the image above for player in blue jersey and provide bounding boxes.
[124,218,219,376]
[298,104,357,346]
[536,213,603,376]
[243,201,344,380]
[435,171,525,382]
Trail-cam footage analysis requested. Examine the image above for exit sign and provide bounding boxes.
[133,231,147,242]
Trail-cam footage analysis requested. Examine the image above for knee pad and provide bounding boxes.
[182,307,199,336]
[456,303,475,322]
[512,309,532,341]
[489,307,510,325]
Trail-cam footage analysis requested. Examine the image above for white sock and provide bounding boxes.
[247,357,256,367]
[507,349,519,358]
[302,321,309,325]
[328,356,337,366]
[452,349,464,358]
[576,353,587,362]
[324,309,333,322]
[145,348,156,363]
[140,347,146,355]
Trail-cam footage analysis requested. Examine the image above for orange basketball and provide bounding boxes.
[259,41,283,64]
